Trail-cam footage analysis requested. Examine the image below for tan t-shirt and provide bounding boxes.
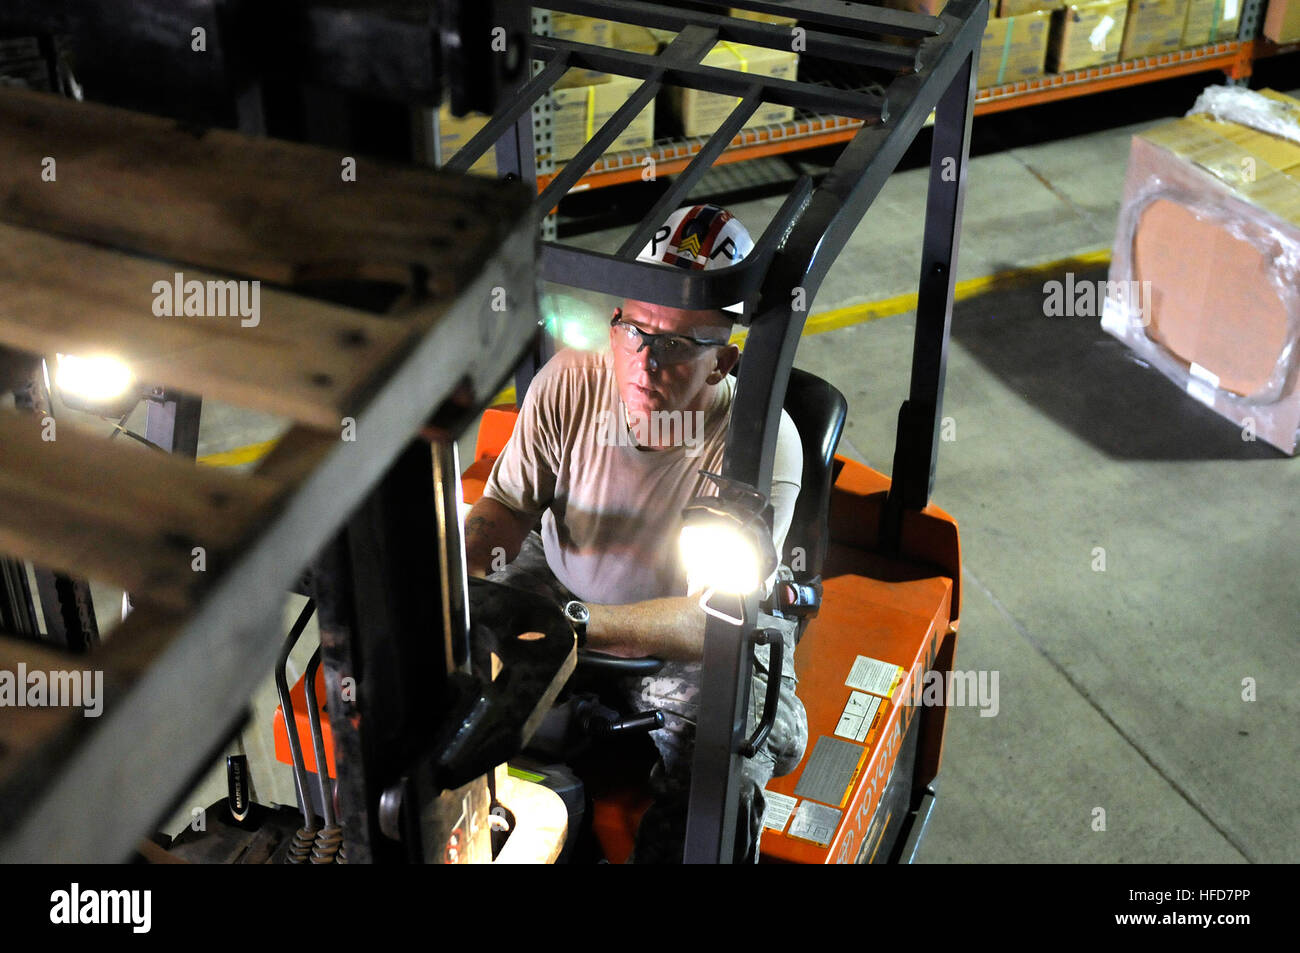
[483,347,803,606]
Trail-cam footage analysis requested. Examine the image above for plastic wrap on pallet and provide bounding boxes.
[1187,85,1300,145]
[1103,99,1300,455]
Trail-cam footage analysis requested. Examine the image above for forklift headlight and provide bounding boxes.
[679,476,777,599]
[55,352,134,402]
[679,517,763,595]
[53,353,138,417]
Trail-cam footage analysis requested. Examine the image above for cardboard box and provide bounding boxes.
[1103,89,1300,453]
[551,72,656,161]
[1120,0,1189,59]
[883,0,948,14]
[549,12,612,47]
[441,27,661,172]
[613,23,660,57]
[979,13,1053,86]
[564,22,661,84]
[1048,0,1129,70]
[667,42,799,138]
[1264,0,1300,41]
[436,105,496,177]
[730,7,800,26]
[1000,0,1064,15]
[645,26,679,46]
[1181,0,1241,46]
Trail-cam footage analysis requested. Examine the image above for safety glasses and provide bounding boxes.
[609,308,729,366]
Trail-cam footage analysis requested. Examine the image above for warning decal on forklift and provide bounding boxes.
[845,655,903,698]
[834,691,882,743]
[788,800,842,847]
[762,791,798,832]
[795,736,866,806]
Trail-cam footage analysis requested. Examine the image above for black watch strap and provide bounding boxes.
[564,600,589,648]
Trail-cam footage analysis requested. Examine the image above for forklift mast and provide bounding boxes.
[486,0,983,862]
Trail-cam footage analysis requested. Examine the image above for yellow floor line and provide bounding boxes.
[201,248,1111,466]
[196,438,279,467]
[777,246,1113,338]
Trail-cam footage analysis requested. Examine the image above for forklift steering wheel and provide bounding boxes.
[575,648,665,677]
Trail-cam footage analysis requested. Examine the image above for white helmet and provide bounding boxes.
[636,204,754,315]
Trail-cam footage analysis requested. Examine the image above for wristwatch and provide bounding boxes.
[563,600,590,648]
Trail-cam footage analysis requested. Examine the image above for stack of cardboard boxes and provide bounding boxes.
[1044,0,1242,69]
[892,0,1120,81]
[894,0,1254,86]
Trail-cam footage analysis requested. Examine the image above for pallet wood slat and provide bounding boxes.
[0,410,282,610]
[0,607,184,817]
[250,425,340,486]
[0,636,87,795]
[0,87,519,297]
[0,87,535,432]
[0,223,417,430]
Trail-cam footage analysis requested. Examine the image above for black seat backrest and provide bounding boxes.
[728,364,848,582]
[781,367,848,581]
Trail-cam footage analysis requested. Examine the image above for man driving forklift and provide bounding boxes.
[463,204,808,862]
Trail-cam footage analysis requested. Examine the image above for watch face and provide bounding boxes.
[565,601,590,624]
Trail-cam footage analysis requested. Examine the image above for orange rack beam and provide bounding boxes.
[974,41,1247,114]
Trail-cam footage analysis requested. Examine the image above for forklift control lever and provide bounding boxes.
[419,579,577,793]
[741,628,784,757]
[576,649,665,677]
[587,709,666,738]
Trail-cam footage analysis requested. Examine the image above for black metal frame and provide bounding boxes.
[448,0,985,862]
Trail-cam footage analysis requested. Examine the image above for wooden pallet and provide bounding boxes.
[0,86,539,862]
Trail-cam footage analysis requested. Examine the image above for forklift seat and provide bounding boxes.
[779,367,848,584]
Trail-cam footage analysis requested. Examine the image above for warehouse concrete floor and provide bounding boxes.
[156,79,1298,861]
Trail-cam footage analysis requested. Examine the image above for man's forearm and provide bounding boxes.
[586,596,708,662]
[464,496,534,578]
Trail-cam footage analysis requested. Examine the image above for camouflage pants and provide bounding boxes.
[489,531,808,863]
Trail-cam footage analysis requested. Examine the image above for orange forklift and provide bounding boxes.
[272,0,979,863]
